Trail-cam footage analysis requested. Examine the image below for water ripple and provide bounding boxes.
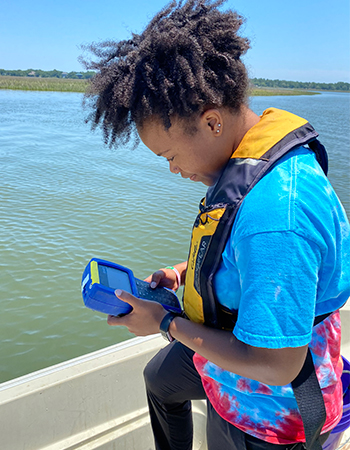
[0,90,349,383]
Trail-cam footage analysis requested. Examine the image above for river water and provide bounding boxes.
[0,90,349,383]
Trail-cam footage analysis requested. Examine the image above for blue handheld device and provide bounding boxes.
[81,258,182,316]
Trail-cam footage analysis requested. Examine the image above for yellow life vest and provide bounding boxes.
[182,108,328,329]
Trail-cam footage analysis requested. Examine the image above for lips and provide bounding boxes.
[180,172,197,181]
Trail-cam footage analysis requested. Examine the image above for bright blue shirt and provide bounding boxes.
[193,146,350,444]
[214,146,349,348]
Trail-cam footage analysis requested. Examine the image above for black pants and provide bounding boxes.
[143,341,330,450]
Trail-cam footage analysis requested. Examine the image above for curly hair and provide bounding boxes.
[81,0,250,147]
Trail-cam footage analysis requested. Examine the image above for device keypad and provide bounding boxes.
[135,278,180,310]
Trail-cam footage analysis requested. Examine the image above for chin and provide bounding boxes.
[190,174,215,186]
[201,179,214,187]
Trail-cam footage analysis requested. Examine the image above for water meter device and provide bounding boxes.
[82,258,182,316]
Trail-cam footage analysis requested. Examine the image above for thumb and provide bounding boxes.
[115,289,139,307]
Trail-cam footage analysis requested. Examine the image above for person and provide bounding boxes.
[82,1,350,449]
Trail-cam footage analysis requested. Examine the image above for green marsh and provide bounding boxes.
[0,75,319,96]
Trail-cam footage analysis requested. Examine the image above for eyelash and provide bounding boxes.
[167,157,175,162]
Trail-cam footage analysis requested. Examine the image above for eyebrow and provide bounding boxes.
[157,149,171,157]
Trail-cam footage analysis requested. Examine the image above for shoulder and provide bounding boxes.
[233,146,348,248]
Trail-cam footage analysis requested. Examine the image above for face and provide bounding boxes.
[138,113,233,186]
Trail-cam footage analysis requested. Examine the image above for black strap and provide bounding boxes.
[308,139,328,176]
[313,311,331,326]
[291,348,326,450]
[290,312,332,449]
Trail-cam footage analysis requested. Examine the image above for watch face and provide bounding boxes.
[161,330,170,342]
[160,330,174,342]
[159,312,177,341]
[166,331,175,342]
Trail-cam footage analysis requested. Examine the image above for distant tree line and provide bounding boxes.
[0,70,349,91]
[251,78,349,92]
[0,69,95,79]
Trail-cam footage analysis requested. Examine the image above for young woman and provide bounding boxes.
[82,1,350,449]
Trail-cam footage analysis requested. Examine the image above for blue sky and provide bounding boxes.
[1,0,349,83]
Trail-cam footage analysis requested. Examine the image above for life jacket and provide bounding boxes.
[182,108,330,450]
[183,107,328,329]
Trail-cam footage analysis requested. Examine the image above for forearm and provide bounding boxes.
[169,316,308,386]
[113,262,308,386]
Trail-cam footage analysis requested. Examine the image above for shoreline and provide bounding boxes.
[0,76,88,93]
[0,75,324,96]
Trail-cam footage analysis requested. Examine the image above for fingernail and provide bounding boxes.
[150,282,156,289]
[115,289,122,296]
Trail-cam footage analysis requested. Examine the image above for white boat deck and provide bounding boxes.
[0,306,349,450]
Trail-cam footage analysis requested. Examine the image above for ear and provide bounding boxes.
[201,109,223,136]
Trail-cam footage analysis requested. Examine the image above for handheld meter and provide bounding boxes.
[81,258,182,316]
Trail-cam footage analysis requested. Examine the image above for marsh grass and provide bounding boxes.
[0,76,89,93]
[249,86,318,96]
[0,76,319,96]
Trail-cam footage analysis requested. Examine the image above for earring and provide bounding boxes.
[216,123,221,133]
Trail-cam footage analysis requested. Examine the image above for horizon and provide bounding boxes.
[1,69,349,85]
[1,0,349,84]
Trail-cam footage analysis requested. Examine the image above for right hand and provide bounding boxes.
[144,267,180,292]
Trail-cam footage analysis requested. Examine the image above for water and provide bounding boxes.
[0,90,349,383]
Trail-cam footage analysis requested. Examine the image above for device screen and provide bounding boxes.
[98,264,132,293]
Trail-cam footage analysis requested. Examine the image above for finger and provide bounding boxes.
[149,270,166,289]
[107,314,125,326]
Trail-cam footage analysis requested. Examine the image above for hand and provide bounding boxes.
[144,263,186,291]
[107,289,167,336]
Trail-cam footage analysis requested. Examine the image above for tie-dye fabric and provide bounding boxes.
[193,313,343,444]
[193,147,350,444]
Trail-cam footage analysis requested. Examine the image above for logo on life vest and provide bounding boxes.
[194,235,211,294]
[190,242,198,270]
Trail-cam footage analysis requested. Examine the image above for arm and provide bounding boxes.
[109,230,318,387]
[169,314,308,386]
[107,291,308,386]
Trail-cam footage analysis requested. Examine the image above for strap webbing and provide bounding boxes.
[291,348,326,450]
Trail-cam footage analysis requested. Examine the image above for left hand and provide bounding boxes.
[107,289,167,336]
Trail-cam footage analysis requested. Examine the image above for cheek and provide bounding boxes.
[190,153,210,173]
[184,145,204,168]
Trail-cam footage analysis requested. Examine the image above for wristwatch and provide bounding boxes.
[159,312,177,342]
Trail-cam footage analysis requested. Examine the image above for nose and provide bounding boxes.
[169,162,180,174]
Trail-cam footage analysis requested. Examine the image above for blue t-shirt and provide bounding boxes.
[214,146,349,347]
[193,146,350,444]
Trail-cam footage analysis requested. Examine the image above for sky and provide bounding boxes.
[0,0,349,83]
